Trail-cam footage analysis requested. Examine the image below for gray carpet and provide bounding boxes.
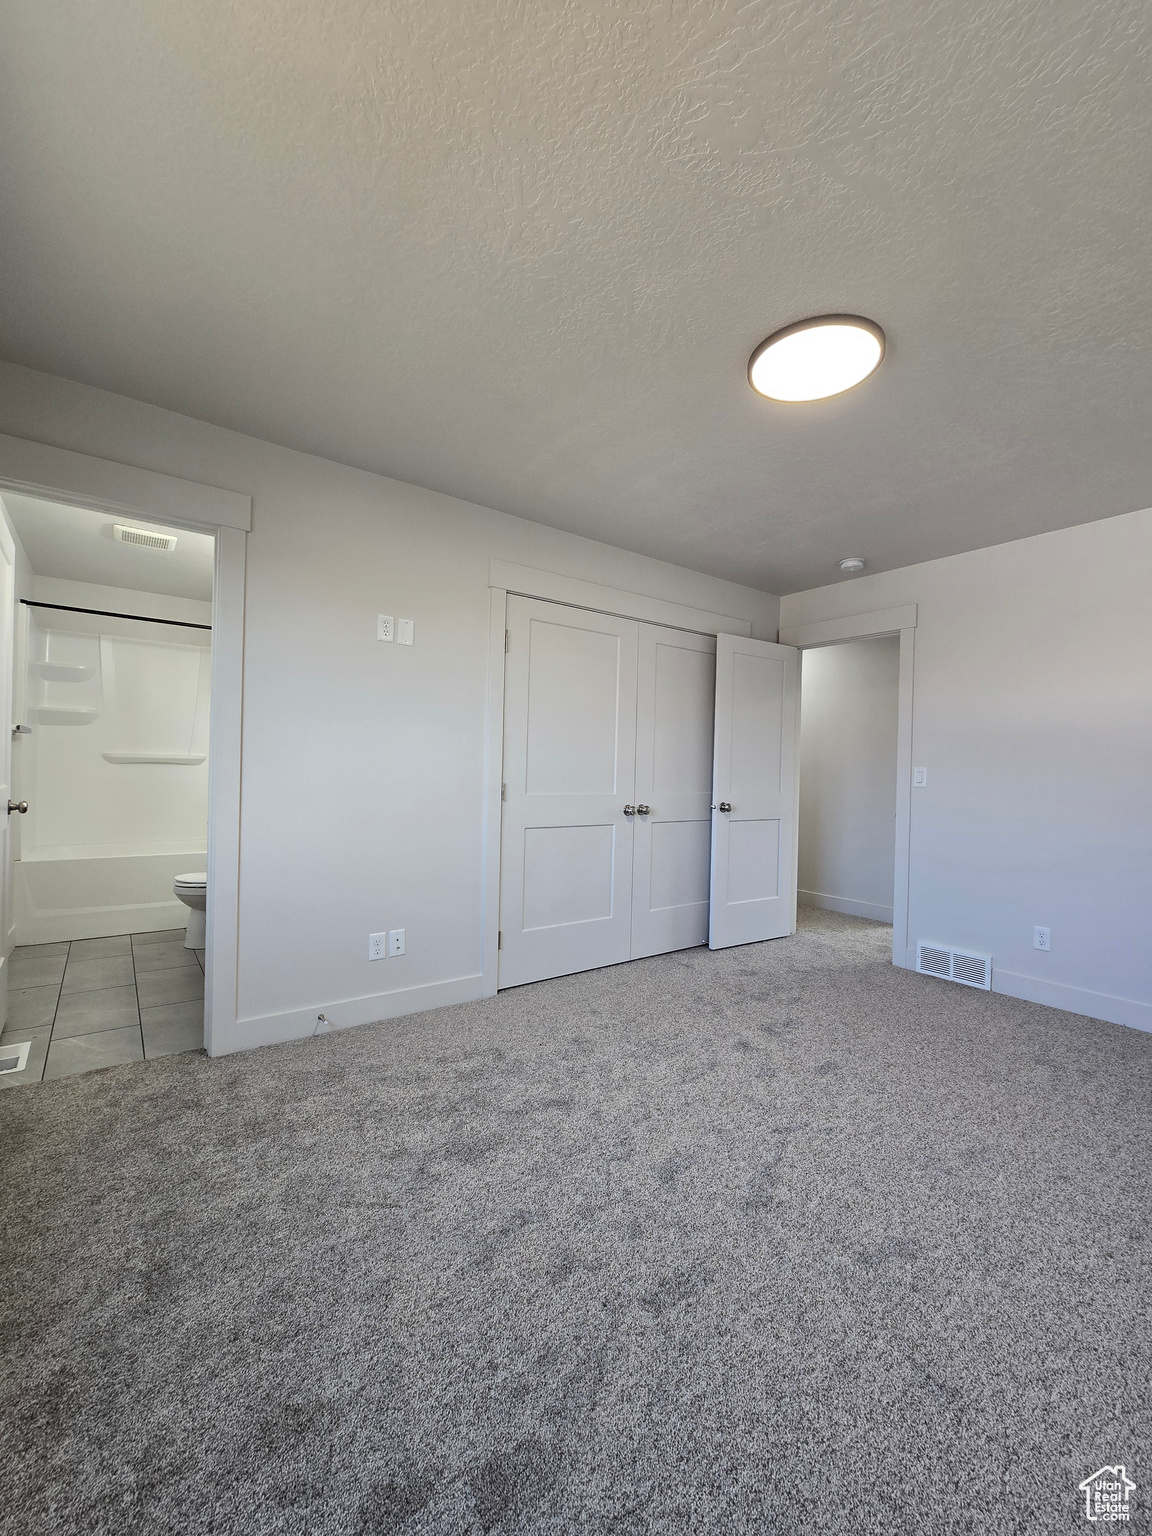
[1,909,1149,1536]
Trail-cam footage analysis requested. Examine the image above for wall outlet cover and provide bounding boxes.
[369,932,386,960]
[1034,926,1051,951]
[377,615,394,642]
[388,928,405,956]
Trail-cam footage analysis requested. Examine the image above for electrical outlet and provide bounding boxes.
[369,932,386,960]
[388,928,405,957]
[1034,926,1051,951]
[396,618,414,646]
[913,766,927,787]
[377,615,394,642]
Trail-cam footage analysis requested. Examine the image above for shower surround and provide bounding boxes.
[14,600,210,944]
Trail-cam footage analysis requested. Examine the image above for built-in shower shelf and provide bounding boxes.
[35,707,99,725]
[37,662,96,682]
[101,752,207,765]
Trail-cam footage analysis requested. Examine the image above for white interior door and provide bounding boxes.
[0,510,15,1027]
[499,596,638,987]
[708,633,800,950]
[631,624,716,958]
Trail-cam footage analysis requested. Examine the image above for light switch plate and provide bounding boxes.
[913,766,927,787]
[397,619,414,646]
[376,615,394,642]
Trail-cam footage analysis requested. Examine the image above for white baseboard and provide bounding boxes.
[17,900,189,946]
[218,972,485,1056]
[799,889,894,924]
[992,968,1152,1034]
[897,946,1151,1034]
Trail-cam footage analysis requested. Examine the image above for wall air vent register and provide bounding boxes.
[916,943,992,990]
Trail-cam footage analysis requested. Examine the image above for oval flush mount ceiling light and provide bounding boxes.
[839,557,866,573]
[749,315,885,402]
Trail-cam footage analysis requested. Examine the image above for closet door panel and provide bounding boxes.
[708,635,799,949]
[631,625,716,959]
[499,597,637,987]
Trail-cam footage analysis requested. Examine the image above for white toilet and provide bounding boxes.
[173,872,207,949]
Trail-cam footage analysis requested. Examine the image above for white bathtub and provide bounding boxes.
[14,847,207,945]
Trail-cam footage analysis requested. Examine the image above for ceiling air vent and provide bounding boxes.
[113,524,177,552]
[916,942,991,990]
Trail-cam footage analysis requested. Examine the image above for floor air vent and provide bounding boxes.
[0,1040,31,1075]
[916,943,991,990]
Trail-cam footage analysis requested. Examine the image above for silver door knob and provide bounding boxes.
[718,801,732,813]
[623,804,636,816]
[636,804,651,816]
[7,800,27,815]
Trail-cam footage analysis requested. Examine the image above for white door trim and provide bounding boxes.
[0,437,248,1054]
[781,606,918,970]
[0,510,14,1027]
[482,571,757,998]
[204,526,245,1054]
[891,627,916,969]
[0,433,251,531]
[488,560,753,640]
[481,588,509,998]
[778,604,916,649]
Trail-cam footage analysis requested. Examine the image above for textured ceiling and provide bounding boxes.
[2,1,1150,593]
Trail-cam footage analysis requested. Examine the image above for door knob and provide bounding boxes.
[622,805,636,816]
[7,800,27,815]
[636,804,651,816]
[717,801,732,813]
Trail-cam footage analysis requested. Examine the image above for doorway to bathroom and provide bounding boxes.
[0,492,215,1083]
[796,636,901,931]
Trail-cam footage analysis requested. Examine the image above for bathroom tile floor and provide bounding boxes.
[0,931,204,1086]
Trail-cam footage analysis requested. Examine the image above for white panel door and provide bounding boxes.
[631,625,716,958]
[709,633,800,950]
[499,596,638,987]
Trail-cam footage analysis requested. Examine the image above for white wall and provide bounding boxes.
[781,510,1152,1032]
[0,363,779,1048]
[19,585,211,859]
[799,637,899,923]
[30,574,211,627]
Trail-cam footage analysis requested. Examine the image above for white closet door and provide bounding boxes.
[499,596,638,987]
[631,624,716,958]
[709,634,800,950]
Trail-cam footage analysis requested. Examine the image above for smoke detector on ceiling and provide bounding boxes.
[839,557,865,573]
[113,523,178,552]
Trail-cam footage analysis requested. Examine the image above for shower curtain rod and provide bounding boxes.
[20,599,211,632]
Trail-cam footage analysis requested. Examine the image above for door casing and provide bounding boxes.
[779,605,918,970]
[0,513,14,1027]
[0,433,249,1054]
